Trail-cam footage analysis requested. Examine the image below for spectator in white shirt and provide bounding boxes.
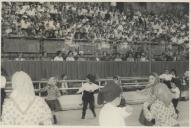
[140,53,148,62]
[54,51,64,61]
[15,53,25,61]
[114,54,122,61]
[66,51,75,61]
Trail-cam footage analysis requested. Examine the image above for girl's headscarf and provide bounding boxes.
[154,83,173,106]
[10,71,35,113]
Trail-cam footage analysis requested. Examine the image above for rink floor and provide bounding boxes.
[55,101,189,126]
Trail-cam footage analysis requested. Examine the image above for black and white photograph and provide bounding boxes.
[0,1,190,126]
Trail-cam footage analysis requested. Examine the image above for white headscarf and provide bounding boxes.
[1,75,6,88]
[10,71,35,113]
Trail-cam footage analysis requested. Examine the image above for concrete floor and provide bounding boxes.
[55,101,189,126]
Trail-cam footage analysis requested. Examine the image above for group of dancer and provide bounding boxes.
[0,69,188,126]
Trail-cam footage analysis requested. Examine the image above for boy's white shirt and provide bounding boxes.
[159,74,174,81]
[77,82,99,93]
[99,103,132,126]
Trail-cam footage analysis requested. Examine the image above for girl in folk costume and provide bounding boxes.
[139,72,160,98]
[77,74,99,119]
[2,71,52,125]
[138,73,160,126]
[98,78,133,126]
[40,77,61,124]
[143,84,179,126]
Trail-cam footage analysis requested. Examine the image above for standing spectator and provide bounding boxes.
[54,51,64,61]
[77,74,99,119]
[2,71,52,125]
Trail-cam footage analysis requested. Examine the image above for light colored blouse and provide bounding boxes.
[143,99,178,126]
[99,103,132,126]
[2,96,52,125]
[53,56,64,61]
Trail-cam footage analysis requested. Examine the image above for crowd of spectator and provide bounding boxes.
[2,2,189,43]
[1,2,189,61]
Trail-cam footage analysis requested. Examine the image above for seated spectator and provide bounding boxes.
[54,51,64,61]
[77,53,86,61]
[126,53,134,62]
[135,53,141,62]
[2,71,52,125]
[66,51,75,61]
[114,54,122,61]
[15,53,25,61]
[41,51,51,61]
[140,53,148,62]
[94,53,100,61]
[101,51,111,61]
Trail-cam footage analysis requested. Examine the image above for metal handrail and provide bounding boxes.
[5,77,148,95]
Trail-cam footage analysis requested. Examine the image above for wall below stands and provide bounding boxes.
[1,61,188,80]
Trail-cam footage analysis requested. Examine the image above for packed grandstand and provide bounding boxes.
[1,2,189,61]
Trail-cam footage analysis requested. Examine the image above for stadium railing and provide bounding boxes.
[5,77,149,96]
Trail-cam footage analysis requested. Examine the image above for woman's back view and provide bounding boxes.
[2,71,52,125]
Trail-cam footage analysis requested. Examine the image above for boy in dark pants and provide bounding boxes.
[170,80,180,114]
[77,74,99,119]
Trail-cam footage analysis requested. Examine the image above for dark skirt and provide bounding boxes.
[139,109,155,126]
[45,99,62,112]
